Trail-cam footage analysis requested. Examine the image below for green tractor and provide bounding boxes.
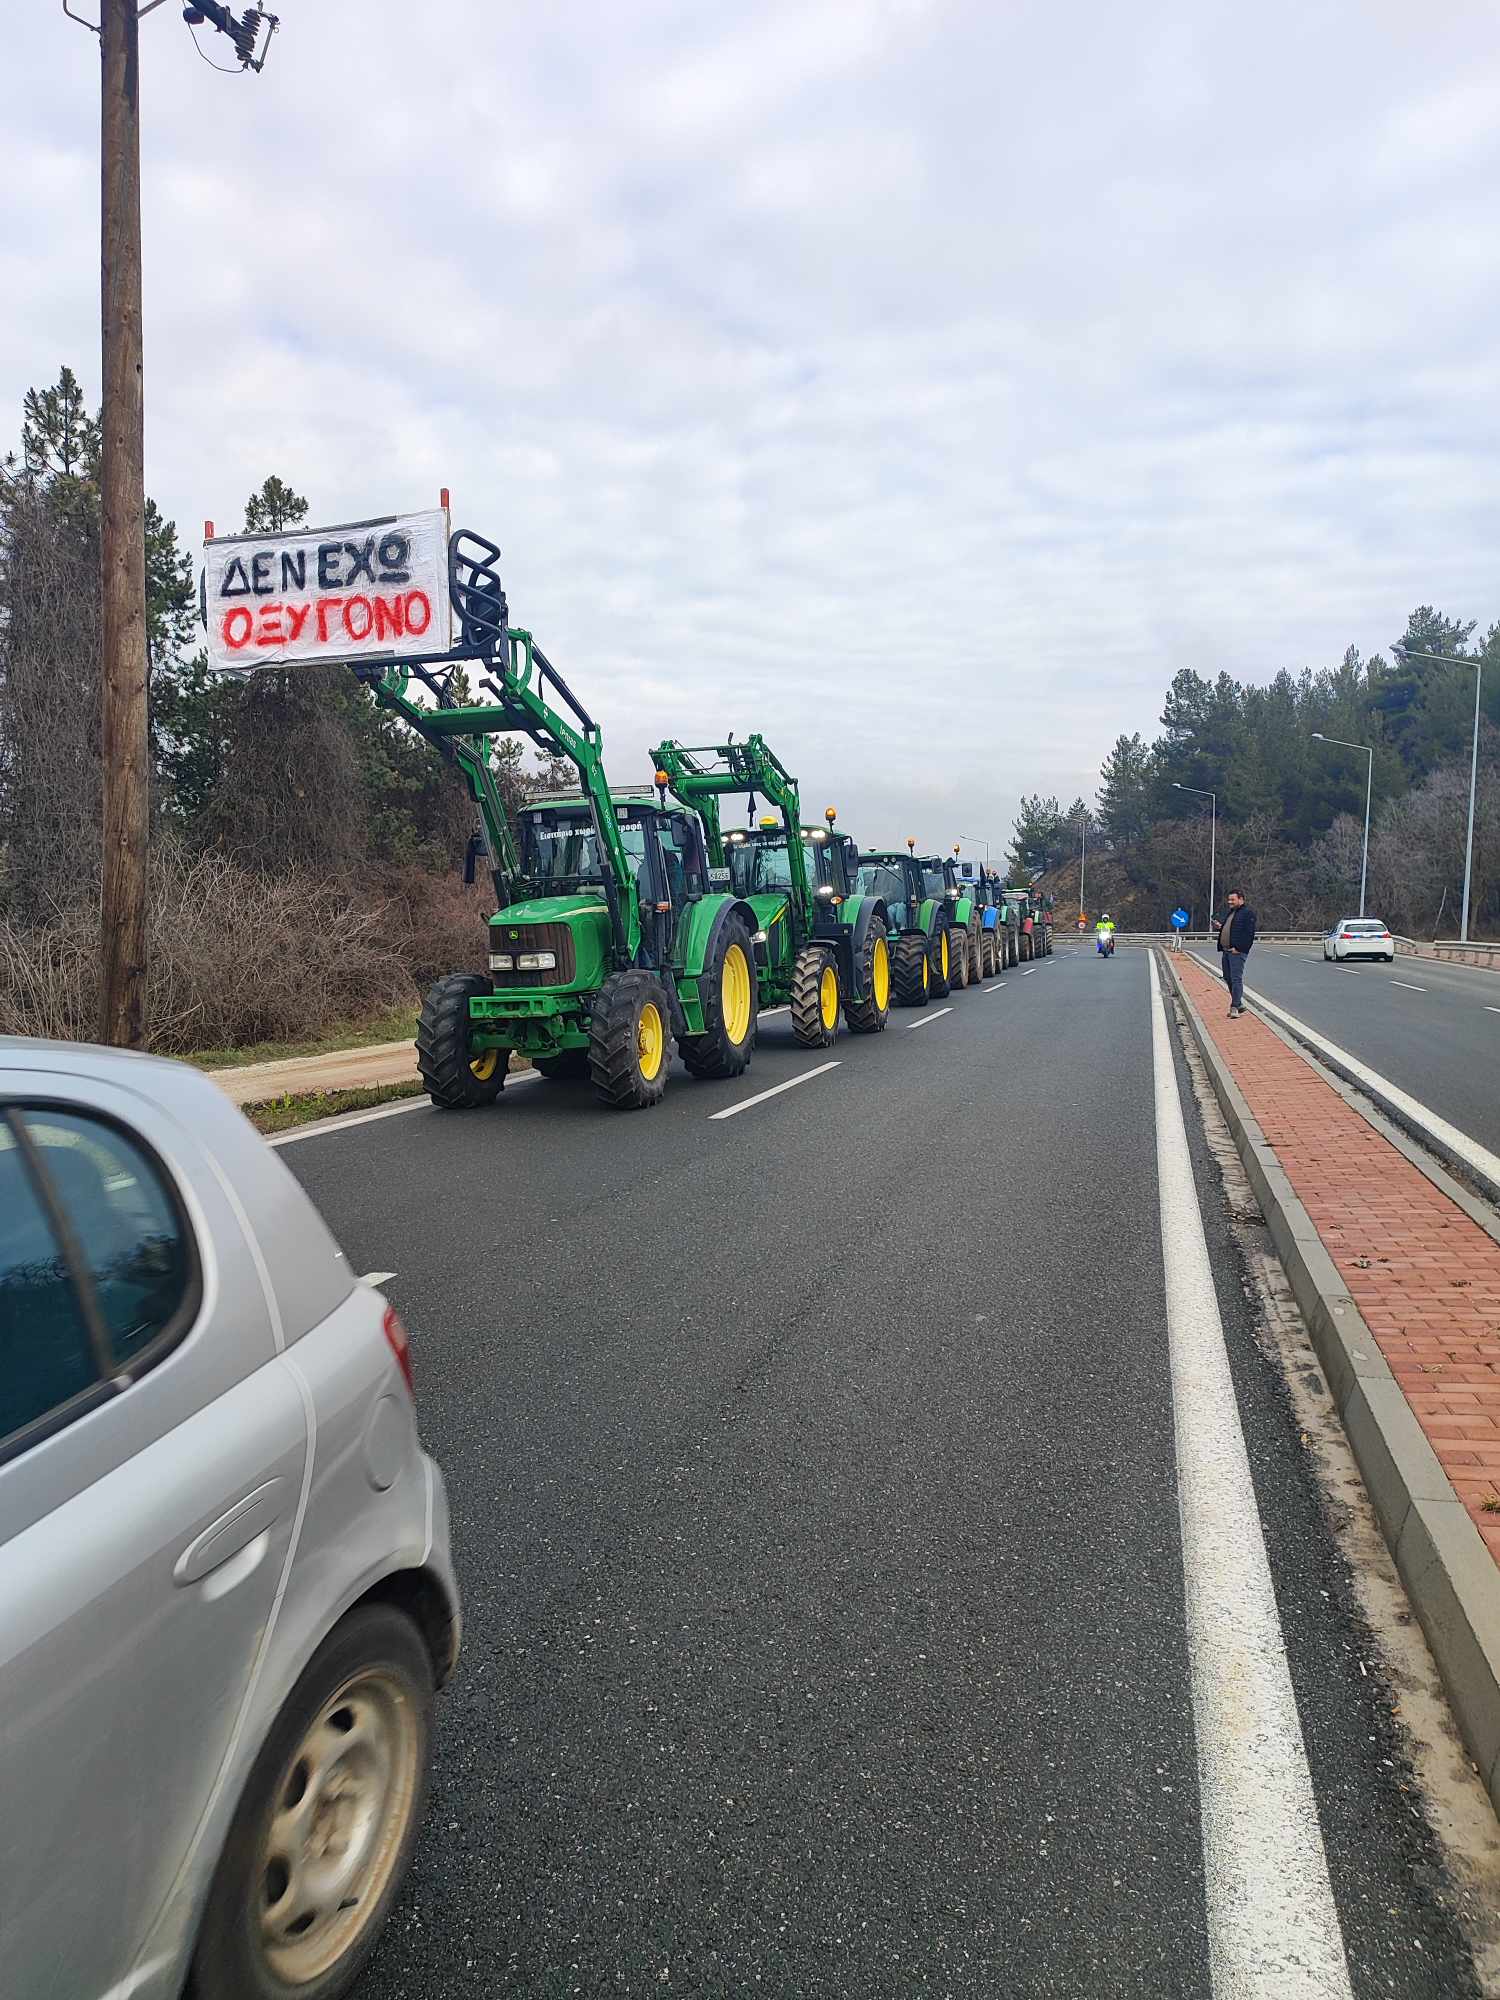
[1001,884,1055,961]
[649,735,891,1046]
[846,843,970,1006]
[355,530,760,1110]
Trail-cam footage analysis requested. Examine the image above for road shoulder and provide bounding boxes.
[1164,948,1500,1826]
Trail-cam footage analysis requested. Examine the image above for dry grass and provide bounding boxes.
[242,1080,425,1135]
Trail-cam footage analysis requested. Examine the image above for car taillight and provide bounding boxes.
[382,1305,414,1397]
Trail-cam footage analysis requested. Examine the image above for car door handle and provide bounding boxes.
[174,1478,287,1586]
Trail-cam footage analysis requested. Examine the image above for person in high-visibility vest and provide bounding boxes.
[1094,913,1116,956]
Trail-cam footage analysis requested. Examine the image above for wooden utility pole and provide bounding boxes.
[99,0,148,1047]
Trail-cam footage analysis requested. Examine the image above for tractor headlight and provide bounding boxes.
[815,884,835,899]
[489,953,514,972]
[752,930,769,944]
[517,950,557,971]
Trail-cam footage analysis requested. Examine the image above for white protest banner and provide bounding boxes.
[202,507,452,672]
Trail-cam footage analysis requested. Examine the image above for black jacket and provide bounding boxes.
[1218,905,1257,954]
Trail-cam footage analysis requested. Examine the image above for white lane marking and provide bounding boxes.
[1390,980,1427,992]
[1022,967,1036,977]
[982,982,1003,992]
[359,1271,397,1288]
[1149,953,1353,1997]
[761,1005,790,1016]
[1246,989,1500,1191]
[1487,1007,1500,1016]
[268,1070,542,1148]
[904,1006,954,1032]
[709,1060,840,1120]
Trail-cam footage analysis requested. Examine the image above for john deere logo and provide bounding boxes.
[509,930,520,939]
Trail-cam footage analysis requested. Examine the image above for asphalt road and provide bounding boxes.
[1186,941,1500,1159]
[284,946,1481,1998]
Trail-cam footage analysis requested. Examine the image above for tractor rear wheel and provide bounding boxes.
[952,929,971,989]
[416,973,507,1109]
[929,925,953,998]
[980,931,995,978]
[970,923,984,981]
[680,917,758,1079]
[791,945,840,1048]
[844,919,891,1034]
[535,1048,591,1081]
[589,970,671,1109]
[891,931,930,1007]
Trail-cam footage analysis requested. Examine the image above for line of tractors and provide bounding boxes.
[356,531,1054,1111]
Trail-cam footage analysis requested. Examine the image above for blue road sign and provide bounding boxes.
[1170,907,1190,930]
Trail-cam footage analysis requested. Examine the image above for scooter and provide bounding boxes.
[1095,932,1115,957]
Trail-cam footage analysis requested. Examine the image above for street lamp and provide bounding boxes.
[1392,645,1484,943]
[957,835,990,863]
[1311,733,1373,917]
[1172,783,1216,931]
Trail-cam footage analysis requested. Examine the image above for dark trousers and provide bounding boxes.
[1221,949,1246,1010]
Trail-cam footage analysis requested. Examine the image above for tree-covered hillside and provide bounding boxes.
[1009,633,1499,936]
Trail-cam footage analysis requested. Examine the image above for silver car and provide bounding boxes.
[0,1038,459,2000]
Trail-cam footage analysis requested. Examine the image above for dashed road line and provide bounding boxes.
[1390,980,1427,992]
[1148,953,1353,1998]
[1487,1007,1500,1016]
[1022,967,1036,977]
[905,1006,954,1032]
[709,1060,840,1120]
[359,1270,397,1287]
[983,982,1004,992]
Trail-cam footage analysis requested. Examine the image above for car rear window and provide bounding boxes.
[1343,920,1387,934]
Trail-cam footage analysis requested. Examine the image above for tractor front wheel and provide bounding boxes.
[589,971,671,1110]
[984,931,1000,978]
[791,945,840,1049]
[844,920,891,1034]
[416,973,507,1109]
[680,918,758,1079]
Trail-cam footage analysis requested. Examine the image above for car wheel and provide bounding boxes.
[191,1604,434,2000]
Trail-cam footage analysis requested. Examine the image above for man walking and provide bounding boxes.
[1217,888,1256,1017]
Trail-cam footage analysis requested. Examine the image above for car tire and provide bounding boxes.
[190,1604,434,2000]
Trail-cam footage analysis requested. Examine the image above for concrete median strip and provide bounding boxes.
[1163,949,1500,1822]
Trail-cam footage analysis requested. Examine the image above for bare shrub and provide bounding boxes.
[0,845,417,1053]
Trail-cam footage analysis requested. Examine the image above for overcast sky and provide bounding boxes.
[5,0,1499,853]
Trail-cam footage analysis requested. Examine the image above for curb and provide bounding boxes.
[1161,948,1500,1820]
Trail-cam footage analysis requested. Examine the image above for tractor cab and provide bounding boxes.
[519,791,708,908]
[853,852,924,934]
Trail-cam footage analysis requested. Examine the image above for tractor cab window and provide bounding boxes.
[651,811,707,907]
[855,860,907,930]
[921,865,947,901]
[802,834,837,892]
[520,810,646,887]
[728,832,807,897]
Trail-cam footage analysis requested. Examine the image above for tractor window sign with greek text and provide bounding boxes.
[202,508,451,671]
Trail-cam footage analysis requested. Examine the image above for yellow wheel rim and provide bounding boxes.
[920,951,930,993]
[637,1001,664,1081]
[872,935,890,1010]
[939,931,949,980]
[721,942,752,1045]
[819,963,839,1030]
[470,1048,499,1082]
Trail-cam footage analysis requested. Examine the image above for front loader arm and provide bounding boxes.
[651,734,811,909]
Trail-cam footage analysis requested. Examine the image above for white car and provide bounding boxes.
[1323,917,1396,963]
[1,1038,459,2000]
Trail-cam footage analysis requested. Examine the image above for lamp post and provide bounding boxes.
[1172,783,1216,933]
[957,835,990,863]
[1311,732,1373,917]
[1393,645,1484,943]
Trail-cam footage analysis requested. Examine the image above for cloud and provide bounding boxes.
[5,0,1499,853]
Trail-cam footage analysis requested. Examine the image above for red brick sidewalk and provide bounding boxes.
[1177,952,1500,1567]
